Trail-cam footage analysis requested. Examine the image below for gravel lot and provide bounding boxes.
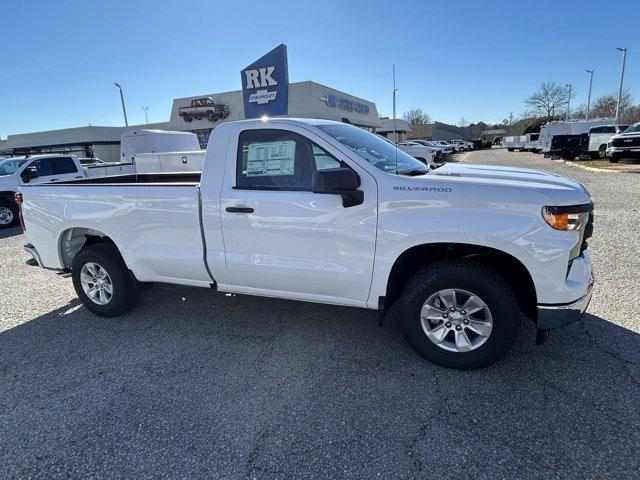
[1,148,639,479]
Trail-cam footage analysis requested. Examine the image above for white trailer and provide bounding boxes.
[504,135,526,151]
[120,129,201,163]
[539,119,614,154]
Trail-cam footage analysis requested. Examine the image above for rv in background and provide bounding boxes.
[539,119,614,154]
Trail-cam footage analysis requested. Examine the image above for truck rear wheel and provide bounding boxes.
[0,203,18,229]
[507,148,514,152]
[399,260,520,370]
[72,244,139,317]
[598,145,606,159]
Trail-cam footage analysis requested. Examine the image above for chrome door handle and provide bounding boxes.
[226,206,254,213]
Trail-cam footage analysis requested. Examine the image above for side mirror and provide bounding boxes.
[20,166,38,183]
[312,167,363,208]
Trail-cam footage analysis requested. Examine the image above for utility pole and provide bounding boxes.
[615,47,627,125]
[141,106,149,125]
[114,83,129,127]
[392,65,398,143]
[565,84,572,120]
[585,69,593,119]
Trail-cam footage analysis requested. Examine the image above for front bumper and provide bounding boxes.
[606,146,640,158]
[537,275,593,331]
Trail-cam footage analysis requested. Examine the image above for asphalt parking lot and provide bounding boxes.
[1,148,639,479]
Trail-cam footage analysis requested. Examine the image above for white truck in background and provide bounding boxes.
[396,141,435,165]
[120,129,206,174]
[606,123,640,162]
[524,133,540,152]
[587,124,629,159]
[19,118,594,370]
[503,135,527,151]
[0,154,134,229]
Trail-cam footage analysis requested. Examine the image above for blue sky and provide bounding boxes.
[1,0,639,137]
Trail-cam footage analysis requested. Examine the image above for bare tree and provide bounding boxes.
[525,82,573,118]
[402,108,431,126]
[458,117,469,127]
[590,90,633,119]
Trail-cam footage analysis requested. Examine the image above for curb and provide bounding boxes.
[560,160,640,174]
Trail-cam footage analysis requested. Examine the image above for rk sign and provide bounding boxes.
[241,44,289,118]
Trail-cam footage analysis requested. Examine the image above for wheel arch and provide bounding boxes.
[58,227,125,270]
[0,190,17,205]
[384,242,538,322]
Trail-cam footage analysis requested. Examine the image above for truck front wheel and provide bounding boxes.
[399,261,520,369]
[72,244,139,317]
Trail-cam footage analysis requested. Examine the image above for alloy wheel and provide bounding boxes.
[420,288,493,352]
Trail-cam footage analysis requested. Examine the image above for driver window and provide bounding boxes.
[29,158,54,177]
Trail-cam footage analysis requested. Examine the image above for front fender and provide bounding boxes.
[367,191,556,307]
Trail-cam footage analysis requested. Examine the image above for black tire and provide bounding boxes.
[507,148,514,152]
[598,145,606,159]
[399,261,520,370]
[561,154,575,160]
[184,115,193,122]
[71,244,139,317]
[207,110,215,121]
[609,155,620,163]
[0,202,19,229]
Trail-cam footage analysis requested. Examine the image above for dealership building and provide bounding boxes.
[2,82,381,163]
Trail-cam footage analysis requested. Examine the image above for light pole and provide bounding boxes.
[392,65,398,143]
[565,84,572,120]
[615,47,627,125]
[114,83,129,127]
[141,106,149,125]
[585,69,593,119]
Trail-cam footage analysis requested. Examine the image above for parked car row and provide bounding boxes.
[504,119,639,163]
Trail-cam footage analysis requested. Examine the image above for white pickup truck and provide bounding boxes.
[19,118,594,369]
[0,154,134,228]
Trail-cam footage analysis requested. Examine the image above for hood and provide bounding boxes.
[612,130,640,140]
[430,162,590,206]
[0,174,16,190]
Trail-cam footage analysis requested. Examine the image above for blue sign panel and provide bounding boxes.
[319,93,370,115]
[241,44,289,118]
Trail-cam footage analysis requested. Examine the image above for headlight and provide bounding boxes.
[542,205,591,231]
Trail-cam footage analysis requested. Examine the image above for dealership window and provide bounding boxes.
[236,129,342,190]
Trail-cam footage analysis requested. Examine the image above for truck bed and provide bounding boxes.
[20,176,210,285]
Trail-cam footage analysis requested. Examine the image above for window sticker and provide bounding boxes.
[246,140,296,177]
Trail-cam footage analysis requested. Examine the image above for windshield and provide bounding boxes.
[317,123,429,174]
[622,123,640,134]
[0,158,27,176]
